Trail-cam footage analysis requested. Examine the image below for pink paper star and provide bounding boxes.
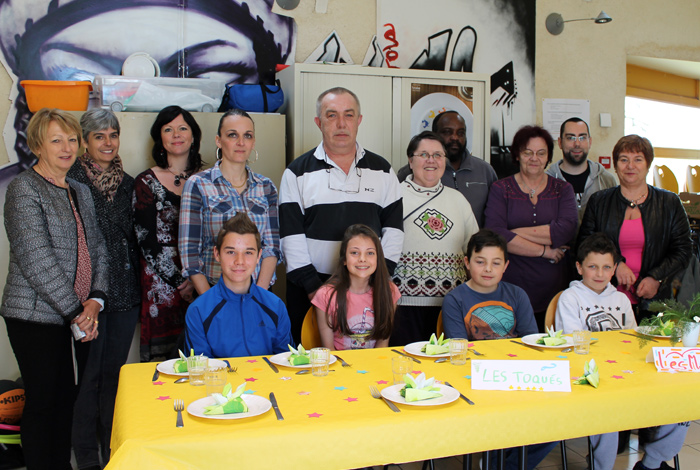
[245,377,258,382]
[468,343,475,347]
[622,340,631,343]
[571,376,580,381]
[298,391,310,395]
[156,396,170,401]
[507,353,517,357]
[247,359,258,363]
[376,380,388,385]
[612,375,624,379]
[605,360,617,363]
[152,381,165,385]
[307,412,322,418]
[344,397,358,402]
[411,370,421,374]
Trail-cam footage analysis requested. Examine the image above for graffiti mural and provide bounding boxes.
[376,0,536,156]
[0,0,296,173]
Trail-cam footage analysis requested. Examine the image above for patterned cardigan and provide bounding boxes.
[1,168,109,325]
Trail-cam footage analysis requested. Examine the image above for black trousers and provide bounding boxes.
[5,318,81,470]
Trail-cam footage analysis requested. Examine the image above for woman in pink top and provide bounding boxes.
[578,135,691,322]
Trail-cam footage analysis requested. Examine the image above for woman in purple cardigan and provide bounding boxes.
[484,126,578,330]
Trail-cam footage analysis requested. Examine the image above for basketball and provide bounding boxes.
[0,380,24,425]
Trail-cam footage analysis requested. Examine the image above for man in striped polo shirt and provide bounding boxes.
[279,87,404,343]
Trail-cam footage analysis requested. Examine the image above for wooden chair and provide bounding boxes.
[687,165,700,192]
[652,164,679,194]
[544,291,563,330]
[300,306,322,349]
[436,310,444,337]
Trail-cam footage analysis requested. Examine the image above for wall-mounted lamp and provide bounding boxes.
[546,11,612,35]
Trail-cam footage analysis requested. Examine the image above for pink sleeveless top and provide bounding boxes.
[617,218,644,304]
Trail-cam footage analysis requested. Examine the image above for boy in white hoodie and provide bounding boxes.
[557,233,688,470]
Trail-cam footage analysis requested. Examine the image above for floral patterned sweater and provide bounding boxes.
[392,176,479,307]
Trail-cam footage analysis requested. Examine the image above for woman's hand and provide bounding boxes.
[74,299,101,342]
[543,245,568,264]
[636,276,660,299]
[178,279,195,303]
[615,262,637,289]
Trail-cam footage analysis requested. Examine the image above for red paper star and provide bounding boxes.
[622,340,631,343]
[298,391,310,396]
[376,380,388,385]
[156,396,170,401]
[245,377,258,382]
[411,370,421,374]
[152,381,165,385]
[344,397,358,402]
[247,359,258,363]
[612,375,624,379]
[605,359,617,363]
[507,353,517,357]
[307,412,322,418]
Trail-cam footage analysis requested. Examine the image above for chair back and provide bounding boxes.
[544,291,563,331]
[687,165,700,193]
[436,310,444,337]
[652,165,679,194]
[300,306,323,349]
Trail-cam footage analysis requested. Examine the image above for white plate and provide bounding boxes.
[122,52,160,77]
[268,351,338,369]
[635,326,672,339]
[156,358,228,377]
[186,394,271,420]
[520,333,574,349]
[404,341,450,358]
[380,383,459,407]
[410,92,474,152]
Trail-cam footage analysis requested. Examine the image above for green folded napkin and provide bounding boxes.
[573,359,600,388]
[173,348,196,373]
[203,383,249,415]
[420,333,450,355]
[400,372,443,402]
[537,326,567,346]
[288,344,310,366]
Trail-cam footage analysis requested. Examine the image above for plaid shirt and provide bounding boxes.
[178,162,280,285]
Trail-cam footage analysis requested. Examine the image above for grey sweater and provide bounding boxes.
[1,168,109,325]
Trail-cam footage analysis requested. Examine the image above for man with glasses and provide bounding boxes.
[398,111,497,226]
[279,87,403,343]
[546,117,617,223]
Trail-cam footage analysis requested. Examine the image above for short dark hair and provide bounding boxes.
[217,108,254,136]
[559,117,590,138]
[466,229,508,262]
[215,212,261,252]
[576,232,619,264]
[510,125,554,166]
[406,131,446,159]
[149,105,202,172]
[431,110,463,133]
[612,134,654,169]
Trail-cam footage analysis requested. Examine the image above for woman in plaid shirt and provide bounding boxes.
[179,109,281,295]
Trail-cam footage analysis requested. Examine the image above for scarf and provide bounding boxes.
[79,152,124,202]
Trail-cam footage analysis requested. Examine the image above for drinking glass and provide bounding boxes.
[449,338,468,365]
[204,366,227,396]
[392,356,413,385]
[187,355,208,386]
[573,330,591,355]
[310,348,330,377]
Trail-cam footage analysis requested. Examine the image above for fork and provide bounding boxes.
[174,399,184,427]
[369,385,400,412]
[469,348,484,356]
[223,359,237,373]
[334,354,352,368]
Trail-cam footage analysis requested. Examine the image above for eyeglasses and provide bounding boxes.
[521,149,548,158]
[564,135,589,142]
[412,152,446,160]
[325,150,362,193]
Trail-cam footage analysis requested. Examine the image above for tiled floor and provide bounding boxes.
[368,420,700,470]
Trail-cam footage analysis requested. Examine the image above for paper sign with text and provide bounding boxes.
[471,360,571,392]
[647,347,700,373]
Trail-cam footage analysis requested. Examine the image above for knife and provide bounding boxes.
[444,381,475,405]
[269,392,284,420]
[263,357,279,373]
[152,365,160,381]
[509,339,544,352]
[391,349,421,363]
[619,331,658,343]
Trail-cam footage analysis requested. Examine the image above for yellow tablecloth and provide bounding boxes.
[107,331,700,469]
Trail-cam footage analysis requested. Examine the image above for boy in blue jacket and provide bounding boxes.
[184,213,292,358]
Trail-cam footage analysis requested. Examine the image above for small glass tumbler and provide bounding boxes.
[449,338,468,365]
[573,330,592,355]
[204,366,227,396]
[392,356,413,385]
[187,355,208,386]
[310,348,330,377]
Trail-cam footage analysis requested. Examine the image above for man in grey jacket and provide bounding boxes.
[546,117,617,224]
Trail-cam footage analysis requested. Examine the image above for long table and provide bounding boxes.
[107,331,700,469]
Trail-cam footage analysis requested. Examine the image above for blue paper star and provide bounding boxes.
[464,375,471,379]
[356,370,369,374]
[334,386,347,391]
[243,390,256,394]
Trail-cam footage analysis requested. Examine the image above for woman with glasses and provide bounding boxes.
[389,131,479,346]
[484,125,578,330]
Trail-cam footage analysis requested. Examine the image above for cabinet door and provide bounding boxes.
[298,72,393,159]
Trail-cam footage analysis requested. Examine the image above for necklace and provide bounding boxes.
[518,175,545,199]
[166,168,189,187]
[226,169,248,189]
[623,191,647,208]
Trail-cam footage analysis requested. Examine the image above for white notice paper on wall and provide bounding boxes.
[471,360,571,392]
[542,99,590,138]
